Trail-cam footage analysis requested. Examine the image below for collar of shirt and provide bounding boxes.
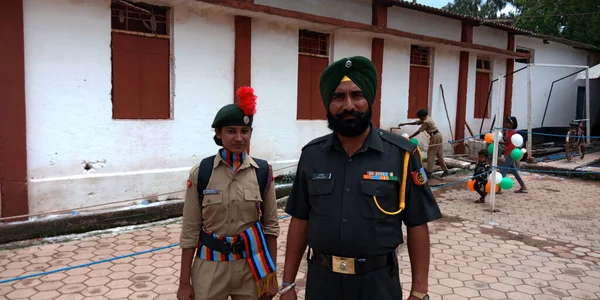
[321,125,385,154]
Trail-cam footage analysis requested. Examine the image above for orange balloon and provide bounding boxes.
[486,181,499,193]
[484,133,493,143]
[467,179,475,191]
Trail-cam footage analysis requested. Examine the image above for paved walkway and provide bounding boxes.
[1,172,599,299]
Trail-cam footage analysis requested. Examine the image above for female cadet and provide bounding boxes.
[177,87,280,300]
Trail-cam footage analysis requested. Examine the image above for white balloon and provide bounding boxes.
[521,148,527,154]
[493,131,503,142]
[401,133,410,139]
[489,171,503,184]
[511,134,524,147]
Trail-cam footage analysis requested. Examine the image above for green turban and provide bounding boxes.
[319,56,378,109]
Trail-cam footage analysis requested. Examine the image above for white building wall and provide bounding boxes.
[24,0,235,213]
[387,7,462,42]
[473,26,507,49]
[380,40,410,131]
[510,36,588,129]
[254,0,372,25]
[429,48,460,154]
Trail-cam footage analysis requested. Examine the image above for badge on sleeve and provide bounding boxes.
[186,179,192,188]
[411,167,428,186]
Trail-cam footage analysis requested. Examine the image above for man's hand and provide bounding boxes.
[407,295,421,300]
[279,288,297,300]
[176,283,194,300]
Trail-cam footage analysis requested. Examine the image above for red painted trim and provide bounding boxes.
[371,38,384,128]
[197,0,530,59]
[372,1,387,27]
[454,21,473,154]
[234,15,252,103]
[0,0,28,221]
[504,33,515,119]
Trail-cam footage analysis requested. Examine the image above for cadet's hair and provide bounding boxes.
[506,116,518,129]
[478,149,489,158]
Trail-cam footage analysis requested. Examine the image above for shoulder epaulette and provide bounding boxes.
[378,129,417,153]
[301,134,331,151]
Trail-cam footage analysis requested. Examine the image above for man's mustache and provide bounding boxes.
[335,110,363,119]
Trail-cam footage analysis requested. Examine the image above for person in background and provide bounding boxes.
[473,149,491,203]
[177,87,279,300]
[499,116,528,193]
[399,109,449,178]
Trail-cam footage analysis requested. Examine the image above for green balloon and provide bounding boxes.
[499,177,514,190]
[410,138,419,146]
[510,148,523,160]
[488,142,494,154]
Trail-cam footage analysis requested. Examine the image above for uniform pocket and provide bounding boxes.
[360,180,399,220]
[201,193,223,223]
[307,179,335,217]
[239,187,262,222]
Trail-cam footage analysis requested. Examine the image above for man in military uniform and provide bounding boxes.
[278,56,442,300]
[399,109,449,178]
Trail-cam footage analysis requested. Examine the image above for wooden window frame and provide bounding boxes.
[474,56,492,119]
[297,29,331,120]
[408,45,432,118]
[515,47,534,64]
[110,0,173,120]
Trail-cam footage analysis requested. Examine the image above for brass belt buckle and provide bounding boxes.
[332,256,355,274]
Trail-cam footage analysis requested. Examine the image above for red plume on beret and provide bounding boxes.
[236,86,257,116]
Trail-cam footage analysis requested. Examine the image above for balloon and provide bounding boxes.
[493,131,503,142]
[484,133,493,143]
[488,171,503,184]
[499,177,514,190]
[486,181,500,193]
[521,148,527,154]
[510,148,523,160]
[467,179,475,191]
[401,133,410,139]
[511,134,524,147]
[410,138,419,146]
[488,142,494,154]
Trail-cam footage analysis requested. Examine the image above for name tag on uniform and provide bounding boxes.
[203,189,220,195]
[312,173,332,180]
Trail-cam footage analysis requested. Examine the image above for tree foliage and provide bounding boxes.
[442,0,515,19]
[442,0,600,47]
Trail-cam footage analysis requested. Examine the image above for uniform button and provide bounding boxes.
[345,188,350,192]
[231,219,234,223]
[207,200,211,203]
[342,219,347,224]
[255,195,258,199]
[348,158,352,162]
[375,189,379,194]
[379,132,383,136]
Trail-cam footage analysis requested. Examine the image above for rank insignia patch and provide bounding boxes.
[411,167,428,186]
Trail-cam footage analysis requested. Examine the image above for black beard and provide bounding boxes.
[327,108,372,137]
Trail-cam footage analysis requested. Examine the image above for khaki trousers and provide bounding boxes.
[426,133,448,173]
[191,257,258,300]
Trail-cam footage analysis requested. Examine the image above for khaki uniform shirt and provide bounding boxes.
[180,154,280,249]
[416,116,439,135]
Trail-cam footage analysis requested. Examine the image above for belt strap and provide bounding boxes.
[311,250,394,275]
[429,130,439,136]
[200,230,246,255]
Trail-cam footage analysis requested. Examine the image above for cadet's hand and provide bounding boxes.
[407,296,421,300]
[177,283,194,300]
[279,288,297,300]
[260,277,279,300]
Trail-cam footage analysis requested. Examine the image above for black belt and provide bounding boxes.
[429,130,439,136]
[311,250,395,275]
[199,230,246,255]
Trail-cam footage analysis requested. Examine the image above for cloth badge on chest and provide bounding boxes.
[411,167,428,186]
[203,189,221,195]
[362,171,398,181]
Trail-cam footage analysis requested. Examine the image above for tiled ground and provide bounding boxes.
[1,172,599,299]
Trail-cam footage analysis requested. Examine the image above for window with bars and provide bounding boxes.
[110,0,171,120]
[111,0,169,36]
[298,29,330,57]
[515,47,533,64]
[297,29,330,120]
[476,57,492,72]
[410,45,430,67]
